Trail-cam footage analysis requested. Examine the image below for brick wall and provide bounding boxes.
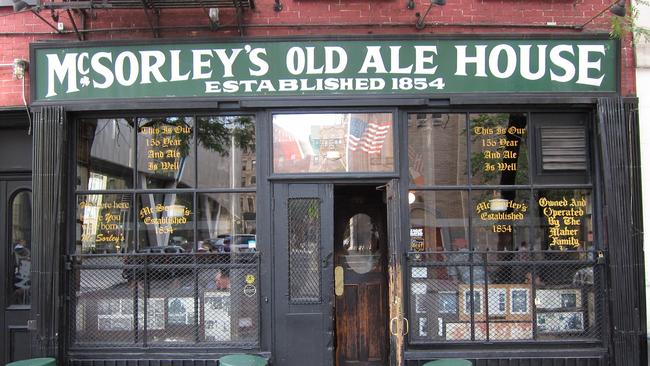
[0,0,634,107]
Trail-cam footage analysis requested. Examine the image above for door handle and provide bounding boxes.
[389,316,399,336]
[402,318,409,336]
[335,266,344,296]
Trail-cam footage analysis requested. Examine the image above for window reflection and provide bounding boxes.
[9,191,31,305]
[409,191,469,252]
[273,113,394,173]
[197,193,256,253]
[197,116,256,189]
[77,118,134,190]
[408,113,468,186]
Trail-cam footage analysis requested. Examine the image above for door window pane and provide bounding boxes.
[9,191,31,305]
[273,113,394,173]
[288,198,321,303]
[197,116,256,188]
[137,117,195,189]
[341,213,380,274]
[77,118,134,190]
[408,113,468,186]
[470,113,529,185]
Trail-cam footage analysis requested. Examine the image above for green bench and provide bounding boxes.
[218,354,268,366]
[5,358,56,366]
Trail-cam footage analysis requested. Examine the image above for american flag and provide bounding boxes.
[347,118,391,154]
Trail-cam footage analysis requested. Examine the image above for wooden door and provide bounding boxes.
[273,183,334,366]
[1,179,33,363]
[334,186,388,366]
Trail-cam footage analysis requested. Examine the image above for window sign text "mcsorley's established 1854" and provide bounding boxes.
[33,39,617,101]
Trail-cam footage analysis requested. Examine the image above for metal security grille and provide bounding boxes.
[68,252,260,348]
[406,251,603,343]
[288,198,322,304]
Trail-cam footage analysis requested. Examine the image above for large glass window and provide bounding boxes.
[408,113,468,186]
[273,112,394,173]
[72,115,258,349]
[406,112,598,344]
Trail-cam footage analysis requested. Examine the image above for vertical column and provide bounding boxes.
[597,97,647,366]
[30,105,67,357]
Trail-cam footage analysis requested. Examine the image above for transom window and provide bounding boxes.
[272,112,394,174]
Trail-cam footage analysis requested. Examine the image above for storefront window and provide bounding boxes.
[197,192,257,253]
[470,190,531,253]
[77,118,134,190]
[408,191,469,253]
[273,112,394,173]
[197,116,256,188]
[470,113,529,186]
[408,114,468,186]
[407,112,599,344]
[137,193,194,252]
[532,189,593,253]
[72,115,258,349]
[137,117,195,189]
[76,194,134,254]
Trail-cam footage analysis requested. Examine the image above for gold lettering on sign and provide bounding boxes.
[538,196,586,249]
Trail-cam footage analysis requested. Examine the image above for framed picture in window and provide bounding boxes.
[167,297,195,325]
[510,288,530,315]
[138,298,165,330]
[204,291,231,341]
[97,298,134,331]
[438,291,457,314]
[488,288,507,316]
[462,289,483,316]
[536,289,582,310]
[536,311,584,333]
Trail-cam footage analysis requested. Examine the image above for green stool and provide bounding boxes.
[218,354,268,366]
[423,359,472,366]
[6,358,56,366]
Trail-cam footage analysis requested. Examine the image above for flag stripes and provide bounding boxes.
[348,119,391,154]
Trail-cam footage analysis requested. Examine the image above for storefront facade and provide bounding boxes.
[0,34,637,366]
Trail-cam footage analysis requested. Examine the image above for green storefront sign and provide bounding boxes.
[33,39,617,101]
